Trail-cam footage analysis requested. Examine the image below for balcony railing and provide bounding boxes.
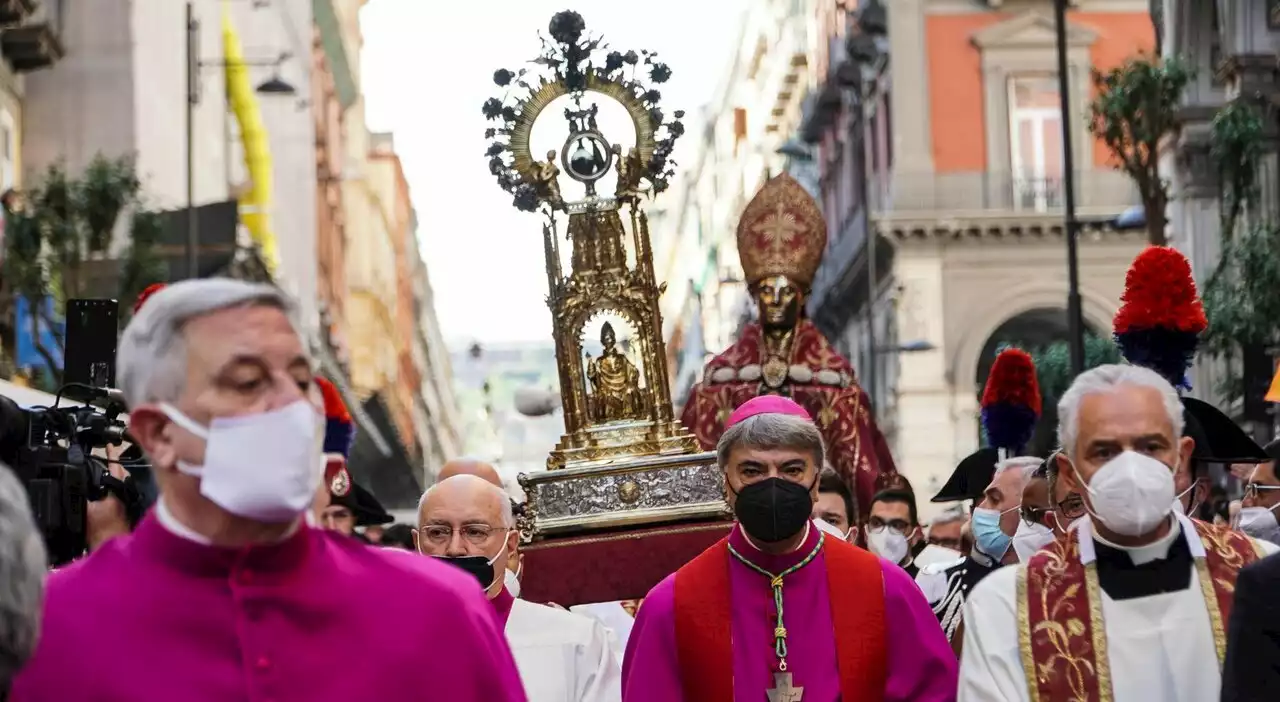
[870,169,1140,216]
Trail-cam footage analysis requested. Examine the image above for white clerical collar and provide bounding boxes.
[740,522,812,554]
[156,498,214,546]
[1090,514,1181,566]
[155,498,300,546]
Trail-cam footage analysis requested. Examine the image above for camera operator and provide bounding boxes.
[0,461,47,697]
[9,278,524,701]
[85,443,133,552]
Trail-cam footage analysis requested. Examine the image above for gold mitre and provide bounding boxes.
[735,173,828,288]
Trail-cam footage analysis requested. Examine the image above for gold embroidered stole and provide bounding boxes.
[1017,519,1263,702]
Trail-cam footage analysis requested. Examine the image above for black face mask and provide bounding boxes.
[432,555,497,591]
[732,476,816,543]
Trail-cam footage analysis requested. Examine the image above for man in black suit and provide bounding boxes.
[1222,551,1280,702]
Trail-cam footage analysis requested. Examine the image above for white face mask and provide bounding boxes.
[813,517,853,543]
[1012,519,1056,562]
[1072,450,1176,537]
[1238,505,1280,545]
[162,401,325,524]
[505,563,522,598]
[1171,481,1198,517]
[866,526,910,564]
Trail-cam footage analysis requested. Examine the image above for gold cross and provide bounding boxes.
[751,203,806,258]
[766,672,804,702]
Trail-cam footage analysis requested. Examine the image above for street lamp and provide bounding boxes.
[1053,0,1086,376]
[185,1,297,280]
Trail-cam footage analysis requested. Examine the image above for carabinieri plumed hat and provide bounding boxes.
[932,348,1042,503]
[1113,246,1267,465]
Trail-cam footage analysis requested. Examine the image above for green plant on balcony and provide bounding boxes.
[0,154,166,385]
[1088,55,1192,246]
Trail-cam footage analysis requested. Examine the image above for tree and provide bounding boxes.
[1,155,166,386]
[1088,55,1192,246]
[1201,100,1274,409]
[1029,332,1124,402]
[1209,102,1263,244]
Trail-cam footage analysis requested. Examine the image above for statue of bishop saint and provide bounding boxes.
[679,173,899,514]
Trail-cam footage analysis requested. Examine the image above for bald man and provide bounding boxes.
[417,475,621,702]
[438,458,504,487]
[436,459,526,594]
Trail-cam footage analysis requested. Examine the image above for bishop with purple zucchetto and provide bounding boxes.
[622,395,957,701]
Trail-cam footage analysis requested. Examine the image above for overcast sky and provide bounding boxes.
[360,0,746,347]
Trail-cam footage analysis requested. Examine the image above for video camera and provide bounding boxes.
[0,298,152,565]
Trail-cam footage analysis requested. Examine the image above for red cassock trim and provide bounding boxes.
[673,536,888,702]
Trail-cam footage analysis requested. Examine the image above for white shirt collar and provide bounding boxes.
[1078,513,1204,566]
[155,498,214,546]
[155,498,301,546]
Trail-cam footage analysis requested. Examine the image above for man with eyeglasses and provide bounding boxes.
[866,488,959,578]
[417,474,622,702]
[1234,439,1280,546]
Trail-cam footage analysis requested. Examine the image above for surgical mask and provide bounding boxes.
[866,526,910,564]
[732,477,815,543]
[433,537,509,592]
[1072,450,1175,537]
[972,506,1017,560]
[505,561,523,598]
[1238,505,1280,545]
[162,401,324,524]
[1012,519,1056,562]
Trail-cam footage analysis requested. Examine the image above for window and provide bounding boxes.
[1007,76,1064,212]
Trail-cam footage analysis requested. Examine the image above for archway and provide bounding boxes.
[973,307,1115,456]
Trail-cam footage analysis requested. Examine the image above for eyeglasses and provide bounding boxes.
[867,517,911,532]
[1244,484,1280,500]
[418,524,507,546]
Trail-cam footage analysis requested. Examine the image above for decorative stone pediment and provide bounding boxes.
[971,10,1097,50]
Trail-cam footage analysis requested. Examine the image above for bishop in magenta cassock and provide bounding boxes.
[11,279,527,702]
[622,396,957,701]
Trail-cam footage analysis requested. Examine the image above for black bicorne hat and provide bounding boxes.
[931,447,999,503]
[1182,397,1267,466]
[331,481,395,527]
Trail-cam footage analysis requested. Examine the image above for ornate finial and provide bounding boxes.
[481,10,686,213]
[736,173,827,288]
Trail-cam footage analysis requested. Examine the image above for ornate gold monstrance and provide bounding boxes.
[482,11,729,543]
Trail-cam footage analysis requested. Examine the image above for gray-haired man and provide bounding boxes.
[11,278,527,702]
[623,395,957,701]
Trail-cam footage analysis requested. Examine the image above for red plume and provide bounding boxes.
[132,283,167,314]
[315,376,351,422]
[1112,246,1207,335]
[980,348,1042,415]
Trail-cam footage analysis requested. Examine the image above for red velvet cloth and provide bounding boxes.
[680,320,899,516]
[519,521,733,606]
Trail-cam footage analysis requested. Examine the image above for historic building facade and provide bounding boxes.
[1162,0,1280,408]
[657,0,822,410]
[803,0,1151,512]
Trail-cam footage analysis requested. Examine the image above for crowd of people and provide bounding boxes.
[0,179,1277,700]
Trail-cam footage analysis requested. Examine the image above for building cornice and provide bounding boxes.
[875,213,1148,245]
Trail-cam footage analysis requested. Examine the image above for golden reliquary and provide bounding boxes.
[482,12,730,544]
